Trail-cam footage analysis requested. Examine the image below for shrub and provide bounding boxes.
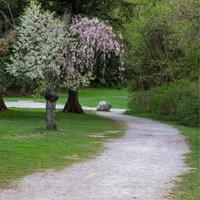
[129,80,199,126]
[177,96,199,127]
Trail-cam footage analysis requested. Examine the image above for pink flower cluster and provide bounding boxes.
[63,17,124,89]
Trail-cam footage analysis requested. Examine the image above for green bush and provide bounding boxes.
[177,96,199,127]
[129,80,199,126]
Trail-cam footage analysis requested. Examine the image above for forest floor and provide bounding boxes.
[0,109,189,200]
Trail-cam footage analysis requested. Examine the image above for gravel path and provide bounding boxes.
[5,101,125,113]
[0,103,189,200]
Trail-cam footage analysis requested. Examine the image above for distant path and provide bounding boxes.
[5,101,125,112]
[0,102,189,200]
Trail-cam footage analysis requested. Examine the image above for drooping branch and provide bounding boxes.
[62,16,125,113]
[62,16,124,91]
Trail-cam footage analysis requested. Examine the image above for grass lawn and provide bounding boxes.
[0,109,124,188]
[126,111,199,200]
[5,87,128,109]
[170,125,199,200]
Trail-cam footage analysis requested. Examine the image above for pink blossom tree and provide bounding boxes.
[62,17,124,113]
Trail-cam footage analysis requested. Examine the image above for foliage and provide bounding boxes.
[126,0,199,127]
[176,96,199,127]
[7,2,71,94]
[125,0,199,90]
[0,30,16,108]
[0,30,16,56]
[91,53,124,87]
[1,0,128,89]
[38,0,128,88]
[0,0,25,98]
[0,30,16,89]
[0,0,28,34]
[129,80,199,126]
[62,16,124,90]
[37,0,129,20]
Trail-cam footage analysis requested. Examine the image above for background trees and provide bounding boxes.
[0,30,16,111]
[125,0,199,126]
[0,0,18,111]
[124,0,199,90]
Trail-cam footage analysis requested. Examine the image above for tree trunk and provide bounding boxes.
[44,93,59,130]
[63,89,84,113]
[46,101,57,129]
[0,95,7,111]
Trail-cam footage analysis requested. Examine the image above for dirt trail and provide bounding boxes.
[0,110,189,200]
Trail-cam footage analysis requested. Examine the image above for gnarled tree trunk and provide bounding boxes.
[0,95,7,111]
[45,93,58,130]
[63,89,84,113]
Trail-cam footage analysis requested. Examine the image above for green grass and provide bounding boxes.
[170,125,199,200]
[0,109,124,188]
[5,87,128,109]
[126,111,199,200]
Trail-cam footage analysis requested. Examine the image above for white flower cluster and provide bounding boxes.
[7,2,71,92]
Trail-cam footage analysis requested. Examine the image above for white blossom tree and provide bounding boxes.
[62,17,124,113]
[7,2,71,129]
